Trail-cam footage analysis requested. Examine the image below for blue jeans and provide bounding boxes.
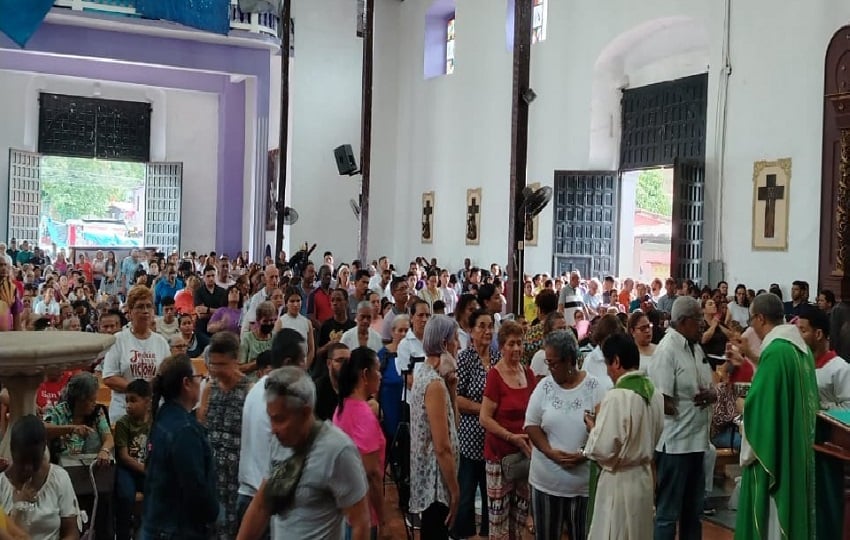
[711,426,741,451]
[115,465,145,540]
[452,455,488,538]
[654,451,704,540]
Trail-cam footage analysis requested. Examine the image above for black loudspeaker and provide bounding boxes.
[334,144,359,176]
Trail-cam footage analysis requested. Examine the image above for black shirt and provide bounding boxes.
[314,375,338,421]
[194,285,227,336]
[318,317,356,347]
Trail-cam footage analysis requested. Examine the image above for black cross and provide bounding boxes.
[467,197,480,241]
[757,174,785,239]
[422,199,433,239]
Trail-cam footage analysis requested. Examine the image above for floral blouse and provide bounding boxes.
[44,401,111,455]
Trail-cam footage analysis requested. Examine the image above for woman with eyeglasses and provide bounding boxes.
[627,311,657,367]
[453,309,501,539]
[144,354,219,539]
[524,330,605,540]
[103,286,171,421]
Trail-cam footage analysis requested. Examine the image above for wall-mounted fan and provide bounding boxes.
[350,198,361,219]
[281,206,299,225]
[519,185,553,217]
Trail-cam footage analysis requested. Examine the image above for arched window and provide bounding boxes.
[506,0,548,49]
[424,0,457,79]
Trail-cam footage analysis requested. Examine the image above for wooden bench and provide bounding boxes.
[715,447,739,478]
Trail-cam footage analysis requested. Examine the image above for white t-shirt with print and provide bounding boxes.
[103,327,170,420]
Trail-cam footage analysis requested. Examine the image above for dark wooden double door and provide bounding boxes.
[552,74,708,281]
[552,163,704,281]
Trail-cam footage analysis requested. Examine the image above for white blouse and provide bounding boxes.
[0,464,79,540]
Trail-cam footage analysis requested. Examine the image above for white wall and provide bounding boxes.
[287,0,364,264]
[0,70,219,251]
[361,0,847,290]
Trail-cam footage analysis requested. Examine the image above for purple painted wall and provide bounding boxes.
[0,20,271,255]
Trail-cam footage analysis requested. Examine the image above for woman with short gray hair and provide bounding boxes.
[409,315,460,539]
[524,330,605,540]
[44,371,114,465]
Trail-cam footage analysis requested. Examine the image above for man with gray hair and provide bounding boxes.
[647,295,715,540]
[237,366,371,540]
[340,301,384,352]
[730,292,818,539]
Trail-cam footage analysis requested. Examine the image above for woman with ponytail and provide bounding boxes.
[143,355,219,539]
[333,347,385,539]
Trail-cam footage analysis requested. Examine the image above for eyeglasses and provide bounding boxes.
[635,323,653,331]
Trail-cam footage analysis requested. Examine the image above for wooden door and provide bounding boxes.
[671,160,705,283]
[551,171,619,278]
[819,26,850,298]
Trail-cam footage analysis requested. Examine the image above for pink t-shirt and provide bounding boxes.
[333,397,385,524]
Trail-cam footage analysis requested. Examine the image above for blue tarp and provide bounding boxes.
[81,231,140,247]
[136,0,230,35]
[0,0,55,47]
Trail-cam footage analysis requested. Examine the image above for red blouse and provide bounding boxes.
[483,366,537,462]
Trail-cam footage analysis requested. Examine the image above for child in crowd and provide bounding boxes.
[114,379,152,539]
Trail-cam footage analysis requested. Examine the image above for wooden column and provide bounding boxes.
[358,0,375,264]
[274,1,293,258]
[507,0,533,315]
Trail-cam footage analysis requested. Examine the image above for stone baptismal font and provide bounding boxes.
[0,332,115,458]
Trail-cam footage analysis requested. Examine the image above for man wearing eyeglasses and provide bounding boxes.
[731,293,818,539]
[647,296,715,540]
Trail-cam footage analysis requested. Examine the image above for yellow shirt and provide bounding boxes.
[523,295,538,322]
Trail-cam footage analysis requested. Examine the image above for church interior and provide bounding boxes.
[1,0,850,539]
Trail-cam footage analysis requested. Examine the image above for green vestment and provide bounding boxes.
[735,336,819,540]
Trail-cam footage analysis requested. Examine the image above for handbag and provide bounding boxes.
[264,421,324,514]
[500,451,529,483]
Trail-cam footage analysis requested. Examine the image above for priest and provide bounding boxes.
[732,293,819,539]
[583,333,664,540]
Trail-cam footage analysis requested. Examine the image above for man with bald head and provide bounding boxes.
[242,265,280,333]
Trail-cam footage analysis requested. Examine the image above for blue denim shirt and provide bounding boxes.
[143,401,219,539]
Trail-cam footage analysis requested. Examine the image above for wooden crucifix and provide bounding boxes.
[757,173,785,238]
[466,197,480,241]
[507,0,534,315]
[422,198,433,241]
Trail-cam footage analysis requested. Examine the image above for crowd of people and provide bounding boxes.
[0,238,848,540]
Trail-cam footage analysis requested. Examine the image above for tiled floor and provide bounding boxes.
[379,483,734,540]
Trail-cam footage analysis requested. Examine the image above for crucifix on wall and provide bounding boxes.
[421,191,434,244]
[466,188,482,245]
[752,158,792,251]
[757,174,785,238]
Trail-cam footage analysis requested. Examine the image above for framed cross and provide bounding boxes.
[752,158,792,251]
[421,192,434,244]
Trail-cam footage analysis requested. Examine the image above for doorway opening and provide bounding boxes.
[39,156,146,254]
[618,167,674,280]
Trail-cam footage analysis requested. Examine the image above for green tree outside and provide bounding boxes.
[40,157,145,222]
[635,169,672,216]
